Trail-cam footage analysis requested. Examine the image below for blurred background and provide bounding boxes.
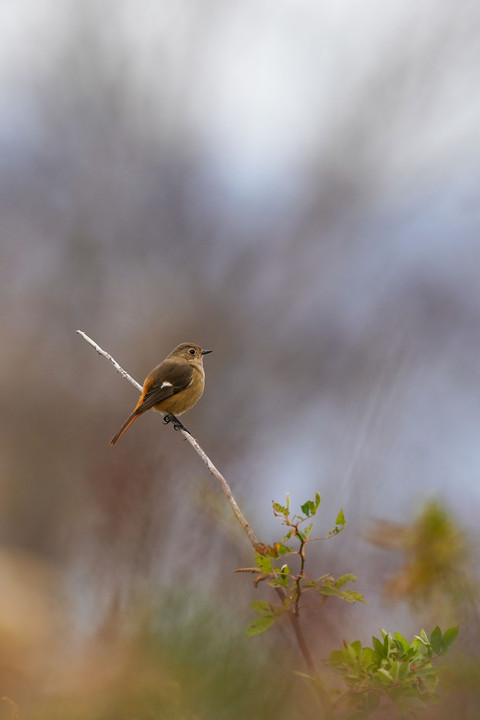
[1,0,480,717]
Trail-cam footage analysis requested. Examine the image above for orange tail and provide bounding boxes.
[109,411,142,446]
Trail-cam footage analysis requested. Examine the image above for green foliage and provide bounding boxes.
[300,492,321,517]
[245,495,363,636]
[367,500,471,617]
[327,626,458,718]
[242,495,460,718]
[246,601,276,636]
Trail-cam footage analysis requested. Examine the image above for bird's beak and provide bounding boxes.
[202,349,213,355]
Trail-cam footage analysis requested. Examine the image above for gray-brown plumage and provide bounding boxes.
[110,343,211,445]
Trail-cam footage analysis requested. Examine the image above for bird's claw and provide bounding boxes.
[164,414,190,433]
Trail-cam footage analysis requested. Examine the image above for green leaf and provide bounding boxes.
[246,615,276,636]
[382,631,395,656]
[336,573,356,588]
[272,501,288,516]
[314,576,364,603]
[270,575,290,589]
[317,583,342,597]
[329,649,346,667]
[372,635,385,659]
[336,508,345,526]
[346,641,362,663]
[304,523,313,539]
[314,492,321,508]
[389,660,400,682]
[442,626,459,651]
[358,647,374,668]
[398,661,411,681]
[375,668,393,683]
[250,600,272,615]
[273,542,291,555]
[430,625,443,654]
[301,499,315,516]
[271,564,291,587]
[394,632,409,655]
[255,553,273,573]
[339,589,365,603]
[417,629,429,645]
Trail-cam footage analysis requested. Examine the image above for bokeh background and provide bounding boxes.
[1,0,480,717]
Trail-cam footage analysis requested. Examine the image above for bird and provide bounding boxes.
[109,342,212,446]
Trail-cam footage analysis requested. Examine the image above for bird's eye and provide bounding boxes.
[189,348,196,355]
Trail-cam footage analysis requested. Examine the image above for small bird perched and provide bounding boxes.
[109,342,212,445]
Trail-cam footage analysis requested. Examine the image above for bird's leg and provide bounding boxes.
[163,414,190,433]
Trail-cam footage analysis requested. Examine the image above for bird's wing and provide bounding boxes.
[137,359,193,412]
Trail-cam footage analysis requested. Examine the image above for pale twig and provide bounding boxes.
[76,331,322,692]
[76,330,259,547]
[76,330,142,392]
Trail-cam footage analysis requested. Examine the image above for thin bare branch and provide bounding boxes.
[76,330,142,392]
[76,331,322,693]
[76,330,259,547]
[181,431,260,547]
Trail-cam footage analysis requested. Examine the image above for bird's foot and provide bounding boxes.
[164,414,190,433]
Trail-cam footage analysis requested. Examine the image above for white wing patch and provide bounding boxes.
[161,381,173,388]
